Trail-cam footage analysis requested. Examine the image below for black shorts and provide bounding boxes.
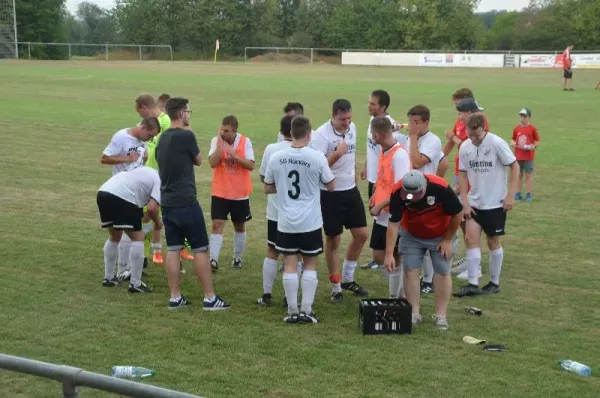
[211,196,252,223]
[563,68,573,79]
[275,229,323,257]
[97,191,143,231]
[162,201,209,252]
[368,182,375,199]
[320,187,368,237]
[369,223,399,253]
[472,207,506,237]
[267,219,278,249]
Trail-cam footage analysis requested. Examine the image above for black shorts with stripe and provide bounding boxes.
[275,228,323,257]
[267,219,278,249]
[97,191,143,231]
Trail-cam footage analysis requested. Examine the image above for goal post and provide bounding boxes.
[0,0,18,58]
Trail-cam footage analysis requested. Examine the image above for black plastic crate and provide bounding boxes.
[359,298,412,335]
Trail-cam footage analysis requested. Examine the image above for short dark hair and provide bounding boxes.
[157,93,171,103]
[165,97,189,120]
[291,116,311,140]
[452,88,474,101]
[221,115,238,131]
[332,99,352,115]
[283,102,304,115]
[407,105,430,122]
[280,115,294,138]
[135,94,156,109]
[140,116,160,131]
[466,112,486,131]
[371,90,390,111]
[370,116,393,136]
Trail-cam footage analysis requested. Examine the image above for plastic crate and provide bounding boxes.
[359,298,412,335]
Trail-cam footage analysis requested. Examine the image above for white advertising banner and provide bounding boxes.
[573,53,600,69]
[519,54,558,68]
[341,52,419,66]
[450,53,505,68]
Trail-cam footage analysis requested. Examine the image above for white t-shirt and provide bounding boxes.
[459,132,516,210]
[366,114,408,183]
[309,120,357,191]
[407,131,442,175]
[259,139,293,221]
[103,128,147,175]
[264,146,335,233]
[99,166,161,208]
[375,144,411,227]
[208,133,255,200]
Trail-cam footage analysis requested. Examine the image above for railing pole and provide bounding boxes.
[28,42,31,59]
[139,45,142,61]
[68,44,72,60]
[105,44,109,60]
[310,48,313,64]
[62,380,79,398]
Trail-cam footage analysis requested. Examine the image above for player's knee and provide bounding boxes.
[267,246,278,259]
[325,235,341,249]
[211,220,225,233]
[487,237,501,251]
[233,222,245,233]
[352,227,369,243]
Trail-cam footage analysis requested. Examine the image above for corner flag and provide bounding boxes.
[214,39,220,63]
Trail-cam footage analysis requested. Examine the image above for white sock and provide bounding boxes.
[151,242,162,254]
[466,248,482,286]
[389,264,404,298]
[489,248,504,285]
[332,281,342,293]
[209,234,223,262]
[117,233,131,273]
[422,253,434,284]
[283,272,299,314]
[300,270,318,314]
[129,241,145,287]
[103,240,118,279]
[341,259,357,283]
[297,261,303,279]
[262,257,278,294]
[234,232,246,260]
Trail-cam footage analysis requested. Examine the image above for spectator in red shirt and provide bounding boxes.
[562,45,574,91]
[384,170,463,331]
[511,108,540,202]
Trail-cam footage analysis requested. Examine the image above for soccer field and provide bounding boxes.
[1,60,599,397]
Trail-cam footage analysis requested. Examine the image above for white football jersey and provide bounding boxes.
[407,131,442,175]
[309,120,357,191]
[264,146,335,233]
[103,129,147,175]
[374,144,411,227]
[366,114,408,183]
[98,166,161,208]
[459,132,516,210]
[259,139,293,221]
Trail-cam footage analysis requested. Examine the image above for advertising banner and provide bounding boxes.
[451,53,505,68]
[573,54,600,69]
[519,54,560,68]
[418,53,447,67]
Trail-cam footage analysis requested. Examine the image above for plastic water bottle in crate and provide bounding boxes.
[359,298,412,335]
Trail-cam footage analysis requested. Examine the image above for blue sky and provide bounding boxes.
[66,0,531,13]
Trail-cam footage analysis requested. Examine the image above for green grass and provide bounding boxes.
[1,60,600,397]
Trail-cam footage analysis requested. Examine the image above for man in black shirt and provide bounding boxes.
[156,97,231,311]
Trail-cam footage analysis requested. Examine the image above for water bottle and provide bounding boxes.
[111,366,155,378]
[559,360,591,376]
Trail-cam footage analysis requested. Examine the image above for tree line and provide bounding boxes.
[14,0,600,60]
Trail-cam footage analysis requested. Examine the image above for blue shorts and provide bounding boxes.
[162,202,209,252]
[399,230,456,275]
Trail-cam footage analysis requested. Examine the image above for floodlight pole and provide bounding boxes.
[12,0,18,58]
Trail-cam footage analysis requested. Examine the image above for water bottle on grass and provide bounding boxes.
[111,366,155,378]
[559,360,591,376]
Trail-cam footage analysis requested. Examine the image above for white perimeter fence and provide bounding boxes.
[244,47,600,69]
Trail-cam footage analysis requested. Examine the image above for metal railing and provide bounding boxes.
[16,42,174,61]
[243,46,599,63]
[0,353,203,398]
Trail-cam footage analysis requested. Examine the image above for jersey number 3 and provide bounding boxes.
[287,170,300,199]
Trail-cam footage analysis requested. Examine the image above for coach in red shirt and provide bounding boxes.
[562,45,574,91]
[384,170,463,331]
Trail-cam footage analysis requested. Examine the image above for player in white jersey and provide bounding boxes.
[257,114,303,306]
[96,166,162,293]
[360,90,408,270]
[264,116,336,324]
[454,113,520,298]
[309,99,371,303]
[100,117,160,281]
[405,105,443,295]
[367,117,411,298]
[277,102,304,142]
